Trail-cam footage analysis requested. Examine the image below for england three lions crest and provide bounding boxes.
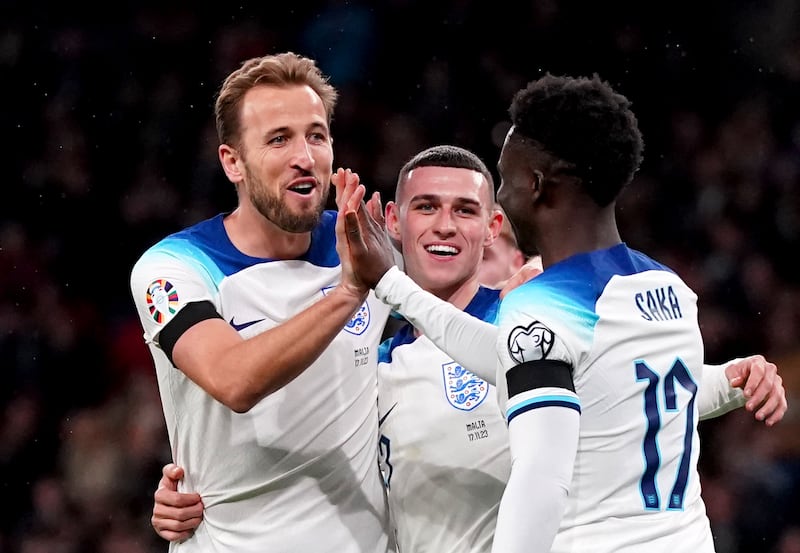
[442,361,488,410]
[322,286,370,335]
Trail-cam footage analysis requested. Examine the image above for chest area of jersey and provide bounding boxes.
[378,340,508,470]
[215,262,380,338]
[381,338,495,412]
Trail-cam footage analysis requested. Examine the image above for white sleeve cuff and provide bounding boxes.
[697,360,746,420]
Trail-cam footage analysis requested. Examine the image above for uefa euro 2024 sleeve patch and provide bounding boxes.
[507,320,555,364]
[146,279,179,324]
[322,286,370,335]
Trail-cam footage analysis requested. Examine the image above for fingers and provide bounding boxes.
[151,462,204,542]
[164,463,183,478]
[159,463,184,491]
[346,184,366,213]
[747,369,787,426]
[151,523,198,543]
[525,255,544,272]
[154,484,202,509]
[742,366,770,410]
[152,484,204,542]
[360,196,385,235]
[333,168,363,211]
[729,355,787,426]
[152,509,204,542]
[728,374,745,389]
[366,191,385,227]
[332,168,345,207]
[756,376,787,426]
[499,264,542,299]
[345,210,365,250]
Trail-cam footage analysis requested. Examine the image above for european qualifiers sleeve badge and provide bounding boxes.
[507,320,555,364]
[146,279,179,324]
[322,286,370,335]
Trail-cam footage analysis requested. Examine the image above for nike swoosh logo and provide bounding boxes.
[379,403,398,427]
[229,317,265,331]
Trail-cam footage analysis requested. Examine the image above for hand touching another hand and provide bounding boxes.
[342,188,397,289]
[332,167,397,289]
[332,168,370,299]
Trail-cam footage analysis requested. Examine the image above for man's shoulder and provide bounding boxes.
[137,214,225,257]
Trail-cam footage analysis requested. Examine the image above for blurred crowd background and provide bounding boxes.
[2,1,799,552]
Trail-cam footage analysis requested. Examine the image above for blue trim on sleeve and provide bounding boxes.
[507,394,581,423]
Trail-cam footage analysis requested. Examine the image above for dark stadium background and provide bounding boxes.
[2,2,798,551]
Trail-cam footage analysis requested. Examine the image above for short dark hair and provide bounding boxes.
[509,73,644,206]
[396,145,495,202]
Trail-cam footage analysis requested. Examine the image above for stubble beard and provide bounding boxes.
[245,167,329,233]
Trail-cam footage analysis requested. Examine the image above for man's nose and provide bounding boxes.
[290,140,316,170]
[434,209,457,235]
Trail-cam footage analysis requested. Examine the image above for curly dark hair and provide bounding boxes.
[509,73,644,206]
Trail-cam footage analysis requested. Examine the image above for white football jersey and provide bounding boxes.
[130,212,393,553]
[496,243,714,553]
[378,286,510,553]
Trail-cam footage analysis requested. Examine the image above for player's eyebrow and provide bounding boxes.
[409,194,481,208]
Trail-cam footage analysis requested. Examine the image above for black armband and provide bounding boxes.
[159,300,223,365]
[506,359,575,397]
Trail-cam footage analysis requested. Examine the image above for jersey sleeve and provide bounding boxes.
[495,285,582,420]
[492,289,581,553]
[492,287,581,553]
[374,266,499,383]
[130,246,219,348]
[491,404,579,553]
[697,359,746,420]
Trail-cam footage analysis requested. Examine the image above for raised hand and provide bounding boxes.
[333,167,363,212]
[343,188,397,289]
[332,168,369,299]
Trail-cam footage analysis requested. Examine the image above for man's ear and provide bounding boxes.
[531,169,545,200]
[384,201,403,246]
[485,208,503,247]
[219,144,244,184]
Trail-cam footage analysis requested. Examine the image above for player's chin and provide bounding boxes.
[281,208,324,233]
[427,257,472,279]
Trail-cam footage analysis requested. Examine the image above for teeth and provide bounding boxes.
[290,183,314,195]
[426,245,458,255]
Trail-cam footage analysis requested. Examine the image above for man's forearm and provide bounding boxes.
[375,267,499,383]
